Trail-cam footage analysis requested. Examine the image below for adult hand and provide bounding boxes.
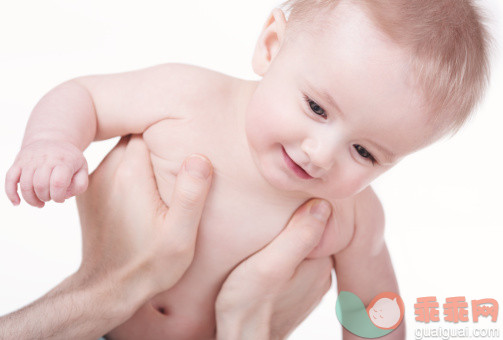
[77,134,213,298]
[0,134,214,340]
[215,199,334,340]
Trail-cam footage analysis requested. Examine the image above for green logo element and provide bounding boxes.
[336,291,404,338]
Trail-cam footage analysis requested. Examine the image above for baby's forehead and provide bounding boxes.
[286,1,408,71]
[285,0,383,40]
[282,0,490,137]
[295,44,448,149]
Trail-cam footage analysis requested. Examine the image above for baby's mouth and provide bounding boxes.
[281,146,313,179]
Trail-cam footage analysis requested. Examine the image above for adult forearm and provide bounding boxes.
[22,80,97,151]
[0,268,150,340]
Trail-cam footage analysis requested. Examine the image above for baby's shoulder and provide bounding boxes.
[165,63,235,87]
[162,63,238,106]
[344,185,386,254]
[135,63,241,121]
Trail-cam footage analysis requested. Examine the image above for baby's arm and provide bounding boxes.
[333,187,405,339]
[5,63,203,207]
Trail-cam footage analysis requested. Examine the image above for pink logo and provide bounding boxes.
[366,292,405,330]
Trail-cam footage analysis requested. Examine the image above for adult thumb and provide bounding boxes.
[245,199,332,283]
[165,154,213,244]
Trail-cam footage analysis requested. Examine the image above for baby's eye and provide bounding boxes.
[304,95,327,118]
[353,144,377,166]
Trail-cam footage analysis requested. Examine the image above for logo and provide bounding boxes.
[336,291,405,338]
[413,296,500,339]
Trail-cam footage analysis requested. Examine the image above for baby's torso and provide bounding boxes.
[106,67,355,340]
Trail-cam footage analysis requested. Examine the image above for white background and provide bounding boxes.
[0,1,502,339]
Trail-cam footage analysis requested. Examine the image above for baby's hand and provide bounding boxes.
[5,140,88,207]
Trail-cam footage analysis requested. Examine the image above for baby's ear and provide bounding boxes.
[251,8,287,76]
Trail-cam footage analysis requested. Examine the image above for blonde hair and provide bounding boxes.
[280,0,492,136]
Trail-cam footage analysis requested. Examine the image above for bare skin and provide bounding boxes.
[0,136,334,340]
[4,2,418,339]
[0,136,214,340]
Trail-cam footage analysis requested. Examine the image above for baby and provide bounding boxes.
[5,0,490,339]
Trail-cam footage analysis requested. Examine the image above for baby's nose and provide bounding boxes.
[301,138,338,171]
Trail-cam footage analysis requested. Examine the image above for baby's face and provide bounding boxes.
[245,3,441,199]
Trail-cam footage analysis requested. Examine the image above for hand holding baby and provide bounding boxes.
[76,135,331,338]
[216,199,333,340]
[5,139,88,207]
[76,135,212,296]
[0,135,216,340]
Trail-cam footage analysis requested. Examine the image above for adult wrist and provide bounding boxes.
[0,268,154,340]
[74,258,155,320]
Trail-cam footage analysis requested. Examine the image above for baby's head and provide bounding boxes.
[244,0,491,199]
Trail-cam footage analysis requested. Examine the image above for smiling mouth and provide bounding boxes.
[281,146,313,180]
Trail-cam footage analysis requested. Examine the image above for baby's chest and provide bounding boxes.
[142,117,289,258]
[142,117,355,259]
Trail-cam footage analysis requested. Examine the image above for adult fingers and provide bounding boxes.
[76,135,130,211]
[245,199,332,284]
[111,135,167,216]
[274,257,333,311]
[164,154,213,248]
[114,135,158,196]
[271,257,333,338]
[88,135,131,180]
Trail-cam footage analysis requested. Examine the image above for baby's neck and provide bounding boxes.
[227,78,312,209]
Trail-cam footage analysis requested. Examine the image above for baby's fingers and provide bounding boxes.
[50,165,73,203]
[5,165,21,205]
[65,165,89,199]
[20,167,45,208]
[33,166,53,202]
